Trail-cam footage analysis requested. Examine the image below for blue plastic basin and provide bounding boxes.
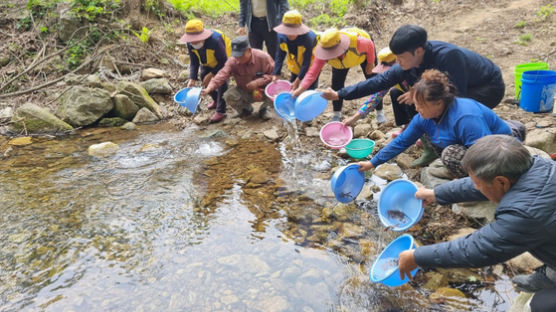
[377,179,423,231]
[330,164,365,203]
[369,234,419,287]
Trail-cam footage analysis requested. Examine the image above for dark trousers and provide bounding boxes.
[201,67,228,114]
[248,16,278,59]
[467,73,505,109]
[531,288,556,312]
[390,87,417,126]
[291,73,318,90]
[331,61,373,112]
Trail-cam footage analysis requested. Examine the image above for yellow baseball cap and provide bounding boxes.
[314,28,349,60]
[180,19,213,43]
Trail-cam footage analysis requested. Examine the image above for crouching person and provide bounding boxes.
[203,36,275,120]
[399,135,556,312]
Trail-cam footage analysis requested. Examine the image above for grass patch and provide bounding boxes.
[167,0,239,18]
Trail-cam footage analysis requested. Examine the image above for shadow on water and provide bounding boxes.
[0,123,515,311]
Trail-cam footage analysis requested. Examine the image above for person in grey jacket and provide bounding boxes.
[237,0,289,59]
[397,135,556,311]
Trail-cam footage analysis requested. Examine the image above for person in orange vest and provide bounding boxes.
[272,10,319,90]
[291,27,376,122]
[180,19,231,123]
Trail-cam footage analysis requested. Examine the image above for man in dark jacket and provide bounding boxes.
[237,0,289,59]
[322,24,505,167]
[398,135,556,312]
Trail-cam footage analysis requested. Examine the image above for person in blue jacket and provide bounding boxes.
[355,69,524,178]
[398,134,556,312]
[271,10,318,90]
[322,24,506,166]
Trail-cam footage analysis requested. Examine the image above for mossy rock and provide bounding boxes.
[98,117,128,127]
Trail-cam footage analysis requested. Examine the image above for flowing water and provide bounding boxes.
[0,123,516,311]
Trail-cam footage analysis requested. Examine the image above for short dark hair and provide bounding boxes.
[389,25,427,55]
[462,135,533,183]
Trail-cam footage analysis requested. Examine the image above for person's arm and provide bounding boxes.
[273,38,286,76]
[299,58,325,90]
[205,58,233,92]
[337,65,403,101]
[368,117,423,167]
[249,54,275,88]
[438,49,468,97]
[357,37,375,74]
[297,35,314,80]
[434,177,487,205]
[214,38,228,72]
[414,212,543,268]
[188,46,200,81]
[358,90,388,117]
[238,0,248,27]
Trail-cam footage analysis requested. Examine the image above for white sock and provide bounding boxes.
[333,111,342,118]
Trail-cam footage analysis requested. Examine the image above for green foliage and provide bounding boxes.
[65,41,86,69]
[515,20,526,29]
[536,4,554,21]
[310,13,344,28]
[132,27,152,44]
[145,0,164,18]
[40,26,48,33]
[27,0,60,18]
[16,16,33,30]
[290,0,316,10]
[330,0,350,17]
[517,33,532,46]
[71,0,121,21]
[168,0,239,17]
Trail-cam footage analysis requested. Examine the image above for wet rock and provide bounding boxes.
[139,143,161,152]
[98,117,128,127]
[87,142,119,157]
[370,130,385,140]
[452,200,496,222]
[264,128,281,142]
[429,287,466,304]
[200,130,228,139]
[304,126,319,137]
[117,81,163,119]
[507,252,543,273]
[339,223,364,238]
[422,272,449,291]
[141,68,167,80]
[525,145,551,159]
[524,128,556,154]
[112,94,140,120]
[57,86,113,127]
[332,203,358,220]
[509,292,533,312]
[120,122,136,130]
[435,268,482,284]
[246,168,270,185]
[357,185,373,200]
[12,103,73,133]
[132,107,159,124]
[141,78,172,95]
[353,124,372,138]
[447,227,476,241]
[8,137,32,146]
[374,163,402,181]
[254,296,290,312]
[193,114,210,124]
[395,153,413,170]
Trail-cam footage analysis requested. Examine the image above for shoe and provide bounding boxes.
[513,265,556,293]
[258,106,271,120]
[207,101,217,110]
[416,139,423,148]
[376,110,386,124]
[331,115,342,122]
[232,106,253,118]
[411,135,439,168]
[209,112,226,123]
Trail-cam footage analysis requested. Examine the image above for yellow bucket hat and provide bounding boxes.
[180,19,213,43]
[373,47,396,74]
[273,10,310,35]
[314,28,350,60]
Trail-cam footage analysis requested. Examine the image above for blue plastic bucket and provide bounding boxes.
[274,92,296,121]
[174,87,202,114]
[294,90,328,122]
[369,234,419,287]
[514,62,549,99]
[520,70,556,113]
[330,164,365,203]
[377,179,423,231]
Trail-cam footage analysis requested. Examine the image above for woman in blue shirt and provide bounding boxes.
[356,69,525,178]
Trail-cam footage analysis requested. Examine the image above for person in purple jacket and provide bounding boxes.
[355,69,525,178]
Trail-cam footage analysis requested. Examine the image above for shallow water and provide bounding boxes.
[0,123,515,311]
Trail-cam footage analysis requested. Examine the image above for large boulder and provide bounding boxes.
[140,78,172,95]
[141,68,167,80]
[524,128,556,154]
[452,200,497,222]
[56,86,113,127]
[420,159,452,188]
[58,9,88,43]
[374,163,402,181]
[132,107,159,123]
[11,103,73,133]
[112,94,139,120]
[116,81,163,119]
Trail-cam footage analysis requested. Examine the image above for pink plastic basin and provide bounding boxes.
[320,122,353,149]
[265,80,292,101]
